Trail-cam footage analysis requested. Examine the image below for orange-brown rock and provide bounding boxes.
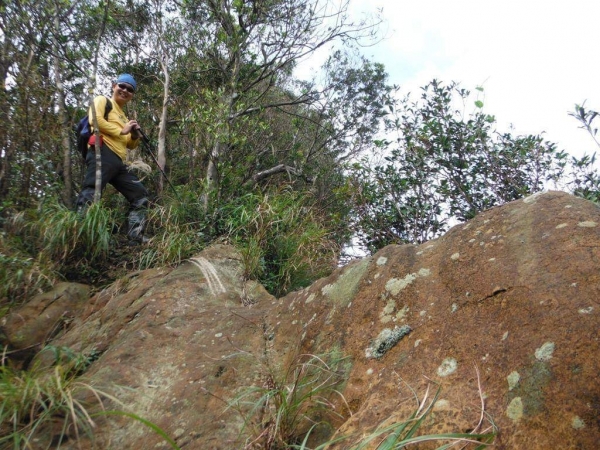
[1,282,90,362]
[47,191,600,449]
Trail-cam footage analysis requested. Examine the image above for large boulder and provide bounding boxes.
[50,191,599,449]
[1,282,90,363]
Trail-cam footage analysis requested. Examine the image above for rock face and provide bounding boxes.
[47,191,600,449]
[1,282,90,364]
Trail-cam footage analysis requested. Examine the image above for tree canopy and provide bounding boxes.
[1,0,599,302]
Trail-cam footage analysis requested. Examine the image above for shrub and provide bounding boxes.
[35,200,117,261]
[219,189,339,296]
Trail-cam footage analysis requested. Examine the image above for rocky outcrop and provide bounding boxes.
[1,282,90,364]
[46,191,600,449]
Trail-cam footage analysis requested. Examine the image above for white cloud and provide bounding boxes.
[347,0,600,161]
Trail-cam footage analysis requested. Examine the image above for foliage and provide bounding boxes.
[567,103,600,203]
[0,227,56,309]
[2,0,599,294]
[350,80,568,252]
[0,345,111,449]
[35,200,117,262]
[228,351,351,450]
[0,344,182,450]
[219,189,339,296]
[136,186,210,269]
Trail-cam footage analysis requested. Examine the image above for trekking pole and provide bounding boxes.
[138,129,182,201]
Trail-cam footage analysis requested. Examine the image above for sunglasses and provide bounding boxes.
[117,83,135,93]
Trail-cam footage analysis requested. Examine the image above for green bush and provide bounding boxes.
[219,189,339,296]
[35,200,117,261]
[0,214,56,308]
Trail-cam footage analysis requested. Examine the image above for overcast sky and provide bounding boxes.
[339,0,600,162]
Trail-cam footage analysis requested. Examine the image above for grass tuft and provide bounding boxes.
[298,366,497,450]
[220,189,339,296]
[0,345,182,450]
[0,346,116,449]
[35,200,117,261]
[228,351,351,450]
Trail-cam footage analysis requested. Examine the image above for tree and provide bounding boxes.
[177,0,381,206]
[351,80,567,252]
[566,103,600,202]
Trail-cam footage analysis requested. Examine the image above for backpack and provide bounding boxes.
[75,97,112,158]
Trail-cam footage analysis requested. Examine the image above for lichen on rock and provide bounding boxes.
[365,325,412,359]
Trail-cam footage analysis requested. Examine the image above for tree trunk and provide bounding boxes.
[157,59,170,194]
[90,0,110,203]
[53,17,72,207]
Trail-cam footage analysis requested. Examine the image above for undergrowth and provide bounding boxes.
[0,345,180,450]
[36,200,117,262]
[219,189,339,296]
[229,351,351,450]
[231,353,496,450]
[0,232,56,312]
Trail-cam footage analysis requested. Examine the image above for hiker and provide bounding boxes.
[75,74,149,244]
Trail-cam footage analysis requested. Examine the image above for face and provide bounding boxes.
[112,82,135,105]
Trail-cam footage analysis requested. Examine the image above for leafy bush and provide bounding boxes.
[219,189,339,296]
[567,104,600,203]
[350,80,567,252]
[35,200,117,261]
[0,242,55,311]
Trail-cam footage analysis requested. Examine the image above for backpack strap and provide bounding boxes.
[103,97,112,120]
[91,97,112,132]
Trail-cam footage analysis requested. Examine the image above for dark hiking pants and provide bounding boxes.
[76,144,149,240]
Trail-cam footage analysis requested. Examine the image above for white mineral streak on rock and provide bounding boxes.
[189,257,226,296]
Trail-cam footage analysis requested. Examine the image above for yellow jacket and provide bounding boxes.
[90,96,139,161]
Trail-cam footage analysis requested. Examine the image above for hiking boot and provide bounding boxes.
[127,207,147,244]
[127,234,150,245]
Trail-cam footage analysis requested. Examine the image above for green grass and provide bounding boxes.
[0,346,116,449]
[0,239,56,310]
[299,368,497,450]
[135,199,207,270]
[228,351,351,449]
[36,200,117,261]
[229,352,496,450]
[220,190,339,296]
[0,346,181,450]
